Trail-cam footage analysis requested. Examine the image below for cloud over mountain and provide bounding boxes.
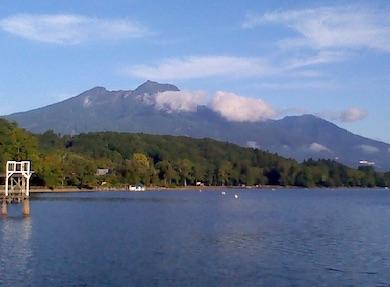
[358,144,380,154]
[211,91,276,122]
[153,89,276,122]
[319,107,368,123]
[309,142,332,153]
[340,107,368,122]
[0,14,148,44]
[152,89,367,125]
[154,91,205,112]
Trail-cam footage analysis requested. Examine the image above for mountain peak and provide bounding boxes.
[79,86,108,98]
[86,86,107,93]
[283,114,320,121]
[133,80,180,96]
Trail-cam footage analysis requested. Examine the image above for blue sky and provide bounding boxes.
[0,0,389,142]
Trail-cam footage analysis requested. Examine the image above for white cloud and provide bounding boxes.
[154,89,277,123]
[340,107,368,122]
[0,14,148,44]
[125,56,274,80]
[243,6,390,52]
[358,144,380,154]
[319,107,368,123]
[211,91,276,122]
[155,91,205,112]
[283,51,347,70]
[124,52,342,81]
[253,80,337,91]
[308,142,332,153]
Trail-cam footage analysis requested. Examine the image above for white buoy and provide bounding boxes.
[221,191,226,195]
[234,194,239,199]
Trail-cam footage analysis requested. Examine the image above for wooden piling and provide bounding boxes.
[1,201,7,216]
[22,199,30,216]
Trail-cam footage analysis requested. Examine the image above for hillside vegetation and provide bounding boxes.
[0,119,389,189]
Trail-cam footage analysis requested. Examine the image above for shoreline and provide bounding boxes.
[29,186,242,193]
[26,185,389,193]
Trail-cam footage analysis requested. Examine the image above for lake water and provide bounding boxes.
[1,188,390,286]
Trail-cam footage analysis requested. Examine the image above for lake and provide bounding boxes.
[1,188,390,286]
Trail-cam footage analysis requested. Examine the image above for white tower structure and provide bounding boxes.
[5,161,33,197]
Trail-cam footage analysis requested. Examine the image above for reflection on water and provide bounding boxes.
[0,215,33,286]
[32,195,187,203]
[1,189,390,286]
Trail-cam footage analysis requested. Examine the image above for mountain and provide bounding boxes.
[5,81,390,170]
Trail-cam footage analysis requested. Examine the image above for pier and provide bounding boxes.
[0,161,33,216]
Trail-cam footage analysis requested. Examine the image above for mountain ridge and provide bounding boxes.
[4,81,390,170]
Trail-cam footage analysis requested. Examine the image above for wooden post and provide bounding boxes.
[22,199,30,216]
[5,172,8,197]
[1,201,7,216]
[26,175,30,197]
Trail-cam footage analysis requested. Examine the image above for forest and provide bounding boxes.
[0,118,389,189]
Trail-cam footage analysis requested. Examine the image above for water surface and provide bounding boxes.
[1,188,390,286]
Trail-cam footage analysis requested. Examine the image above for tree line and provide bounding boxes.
[0,119,389,189]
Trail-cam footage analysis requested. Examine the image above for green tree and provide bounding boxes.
[63,154,97,188]
[127,153,155,185]
[295,169,315,187]
[156,160,177,186]
[217,161,233,186]
[175,159,194,186]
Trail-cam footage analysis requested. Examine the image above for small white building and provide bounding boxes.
[359,160,375,166]
[129,184,146,191]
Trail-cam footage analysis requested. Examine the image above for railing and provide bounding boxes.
[1,161,32,216]
[4,161,33,197]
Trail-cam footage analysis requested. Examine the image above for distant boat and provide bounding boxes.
[221,191,226,195]
[234,194,239,199]
[129,185,145,191]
